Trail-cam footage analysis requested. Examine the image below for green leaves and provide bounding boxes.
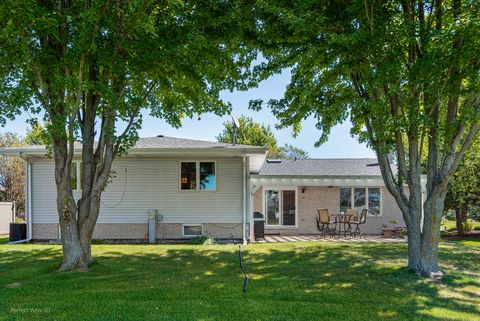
[250,0,480,153]
[216,115,309,158]
[0,0,258,149]
[446,136,480,211]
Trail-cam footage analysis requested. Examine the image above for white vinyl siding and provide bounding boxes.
[30,157,243,224]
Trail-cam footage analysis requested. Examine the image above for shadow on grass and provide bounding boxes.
[0,242,479,321]
[0,235,9,245]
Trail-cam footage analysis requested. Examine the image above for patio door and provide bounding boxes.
[265,189,296,227]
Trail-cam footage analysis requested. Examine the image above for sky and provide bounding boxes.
[1,69,375,158]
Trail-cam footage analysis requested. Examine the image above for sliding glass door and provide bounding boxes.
[265,189,296,227]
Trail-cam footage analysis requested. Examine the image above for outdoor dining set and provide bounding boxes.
[316,208,368,238]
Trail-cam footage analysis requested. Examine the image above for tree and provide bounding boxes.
[277,144,309,160]
[0,1,255,271]
[216,115,308,158]
[444,136,480,235]
[0,127,58,220]
[217,115,279,155]
[25,122,50,146]
[0,133,25,216]
[250,1,480,275]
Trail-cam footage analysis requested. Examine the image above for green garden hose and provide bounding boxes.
[238,245,249,292]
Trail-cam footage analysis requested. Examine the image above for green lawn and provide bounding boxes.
[0,240,479,321]
[443,219,480,230]
[0,235,8,245]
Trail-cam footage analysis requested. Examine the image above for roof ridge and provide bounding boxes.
[271,157,378,161]
[139,136,263,148]
[141,135,217,142]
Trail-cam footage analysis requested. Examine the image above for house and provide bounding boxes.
[0,136,409,243]
[251,158,408,235]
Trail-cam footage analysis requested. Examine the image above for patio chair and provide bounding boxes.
[351,208,367,238]
[316,208,336,238]
[344,209,357,237]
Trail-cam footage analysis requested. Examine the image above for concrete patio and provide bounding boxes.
[259,235,406,243]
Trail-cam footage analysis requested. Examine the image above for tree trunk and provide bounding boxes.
[419,192,446,276]
[79,222,94,265]
[53,138,90,272]
[58,221,88,272]
[78,199,102,266]
[406,219,421,271]
[455,209,466,236]
[55,173,88,272]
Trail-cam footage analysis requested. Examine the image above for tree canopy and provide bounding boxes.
[0,0,257,271]
[216,115,309,158]
[445,136,480,213]
[0,132,25,215]
[0,127,45,216]
[444,135,480,234]
[250,0,480,275]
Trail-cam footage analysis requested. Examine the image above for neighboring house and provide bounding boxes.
[0,136,412,243]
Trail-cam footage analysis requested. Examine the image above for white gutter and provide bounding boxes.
[0,146,268,157]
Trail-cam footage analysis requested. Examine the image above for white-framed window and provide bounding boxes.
[263,187,297,227]
[180,161,216,191]
[339,187,381,217]
[182,224,203,237]
[70,161,82,191]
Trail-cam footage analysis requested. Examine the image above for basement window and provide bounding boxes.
[183,225,203,237]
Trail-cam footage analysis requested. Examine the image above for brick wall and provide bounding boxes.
[254,186,405,235]
[31,223,242,241]
[32,223,58,240]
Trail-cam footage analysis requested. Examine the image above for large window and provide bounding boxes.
[339,187,381,216]
[339,188,352,213]
[180,161,216,191]
[265,188,296,226]
[71,161,82,191]
[368,188,381,216]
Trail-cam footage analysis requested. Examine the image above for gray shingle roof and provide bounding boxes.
[134,136,262,149]
[0,136,265,152]
[257,158,384,177]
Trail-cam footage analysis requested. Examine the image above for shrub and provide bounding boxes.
[186,236,213,245]
[462,219,474,232]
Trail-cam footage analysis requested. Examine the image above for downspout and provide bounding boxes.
[27,160,32,242]
[242,153,247,245]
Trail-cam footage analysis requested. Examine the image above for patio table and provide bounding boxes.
[332,214,356,237]
[333,214,346,237]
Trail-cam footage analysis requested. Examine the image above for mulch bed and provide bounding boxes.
[441,230,480,240]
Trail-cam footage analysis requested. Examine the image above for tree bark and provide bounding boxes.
[455,208,465,236]
[58,220,88,272]
[54,141,88,272]
[419,190,447,276]
[406,214,421,271]
[78,193,102,265]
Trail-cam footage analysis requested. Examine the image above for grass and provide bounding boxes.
[0,240,479,321]
[443,219,480,230]
[0,235,8,245]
